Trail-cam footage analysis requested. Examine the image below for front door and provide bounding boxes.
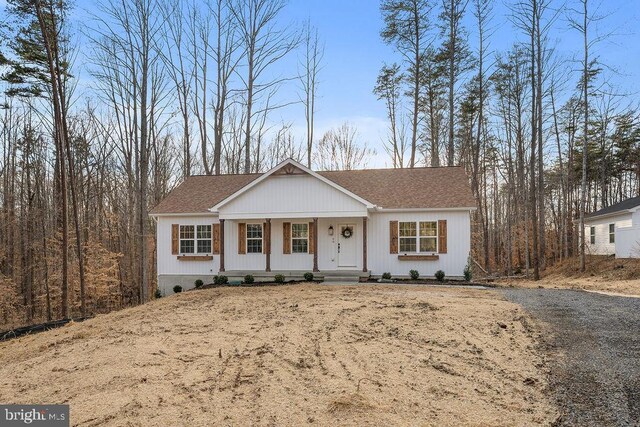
[338,223,357,267]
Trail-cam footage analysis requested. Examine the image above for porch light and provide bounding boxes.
[328,225,334,236]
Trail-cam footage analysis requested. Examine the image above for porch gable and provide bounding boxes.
[212,160,372,219]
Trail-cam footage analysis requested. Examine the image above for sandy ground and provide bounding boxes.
[0,285,556,426]
[496,275,640,297]
[493,256,640,296]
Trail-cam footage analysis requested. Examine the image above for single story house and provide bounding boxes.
[150,159,476,294]
[584,196,640,258]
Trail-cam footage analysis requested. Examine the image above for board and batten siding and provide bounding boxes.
[155,211,472,291]
[217,175,368,219]
[156,215,219,295]
[368,210,471,277]
[224,218,363,272]
[584,213,632,256]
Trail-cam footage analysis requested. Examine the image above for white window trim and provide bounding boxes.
[609,224,615,244]
[246,223,263,254]
[589,226,596,244]
[291,223,309,254]
[179,224,212,255]
[398,221,438,254]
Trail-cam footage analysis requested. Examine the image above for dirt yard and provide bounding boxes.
[498,276,640,297]
[0,285,556,426]
[495,256,640,296]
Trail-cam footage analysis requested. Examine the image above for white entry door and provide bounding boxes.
[338,224,357,267]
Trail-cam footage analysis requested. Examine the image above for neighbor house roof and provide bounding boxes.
[150,164,476,214]
[585,196,640,220]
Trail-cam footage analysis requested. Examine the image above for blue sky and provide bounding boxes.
[67,0,640,167]
[278,0,640,166]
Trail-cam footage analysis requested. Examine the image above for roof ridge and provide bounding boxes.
[318,165,465,173]
[183,166,466,178]
[186,172,263,177]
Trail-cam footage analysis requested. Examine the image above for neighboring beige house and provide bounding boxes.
[584,196,640,258]
[149,159,477,294]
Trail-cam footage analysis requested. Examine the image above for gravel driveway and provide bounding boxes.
[501,289,640,426]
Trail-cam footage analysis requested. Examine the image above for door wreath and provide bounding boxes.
[341,226,353,238]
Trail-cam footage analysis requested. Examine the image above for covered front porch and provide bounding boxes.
[217,216,371,278]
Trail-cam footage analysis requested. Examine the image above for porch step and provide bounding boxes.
[321,270,369,284]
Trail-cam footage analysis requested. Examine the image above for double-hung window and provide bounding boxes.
[399,221,438,253]
[419,222,438,252]
[246,224,263,253]
[179,225,212,254]
[180,225,195,254]
[197,225,212,253]
[590,226,596,244]
[609,224,615,244]
[292,223,309,253]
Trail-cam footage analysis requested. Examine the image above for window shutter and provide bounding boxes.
[212,223,220,254]
[171,224,179,255]
[389,220,398,254]
[438,220,447,254]
[283,222,291,254]
[238,223,246,254]
[308,221,315,254]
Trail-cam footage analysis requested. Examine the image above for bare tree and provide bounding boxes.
[209,0,242,175]
[229,0,299,173]
[314,123,376,171]
[159,0,194,178]
[264,122,304,168]
[299,20,324,168]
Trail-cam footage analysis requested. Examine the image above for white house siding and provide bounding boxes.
[156,215,220,295]
[368,210,471,278]
[224,217,363,272]
[217,174,368,219]
[157,211,471,292]
[615,226,640,258]
[584,213,632,256]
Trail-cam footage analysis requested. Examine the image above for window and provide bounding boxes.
[180,225,195,253]
[246,224,263,253]
[179,224,212,254]
[292,223,309,253]
[399,222,417,252]
[399,221,438,253]
[197,225,212,253]
[590,226,596,244]
[609,224,615,244]
[420,222,438,252]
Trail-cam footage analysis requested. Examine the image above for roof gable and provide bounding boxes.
[210,159,374,211]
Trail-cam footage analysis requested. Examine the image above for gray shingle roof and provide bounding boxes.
[585,196,640,219]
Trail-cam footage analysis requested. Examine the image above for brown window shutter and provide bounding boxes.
[308,221,315,254]
[283,222,291,254]
[212,223,220,254]
[438,220,448,254]
[171,224,179,255]
[238,223,246,254]
[389,220,398,254]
